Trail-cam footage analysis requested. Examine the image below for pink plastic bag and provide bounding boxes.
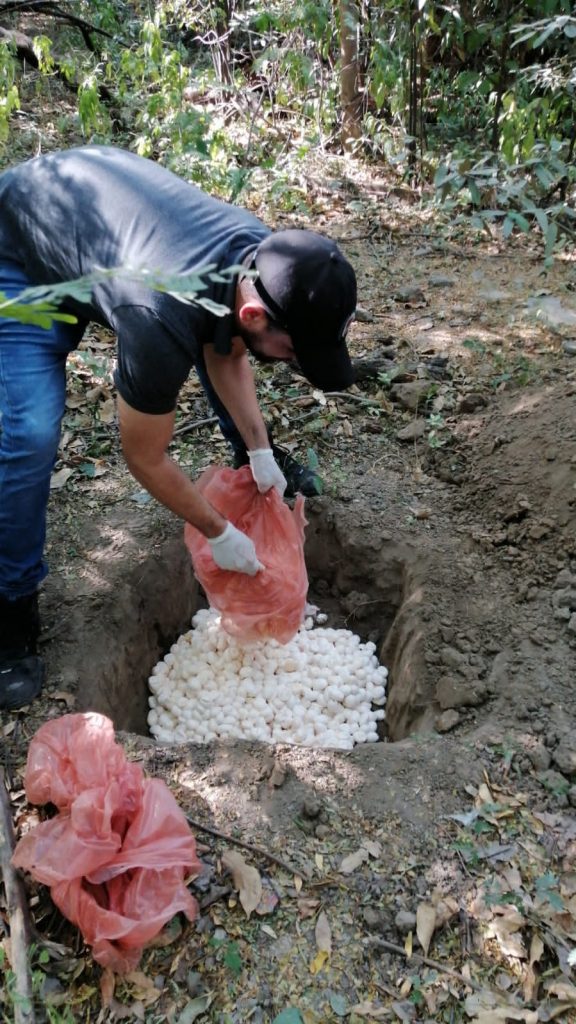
[12,714,201,973]
[185,465,308,644]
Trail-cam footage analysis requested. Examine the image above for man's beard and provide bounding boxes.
[241,331,280,365]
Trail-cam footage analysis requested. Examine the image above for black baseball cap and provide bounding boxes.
[252,229,357,391]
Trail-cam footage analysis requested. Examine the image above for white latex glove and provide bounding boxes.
[207,521,264,575]
[248,448,287,497]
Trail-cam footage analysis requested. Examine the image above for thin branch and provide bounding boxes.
[173,414,218,437]
[186,814,300,877]
[324,390,380,404]
[0,1,118,42]
[0,26,121,110]
[0,768,35,1024]
[172,388,380,437]
[364,935,482,992]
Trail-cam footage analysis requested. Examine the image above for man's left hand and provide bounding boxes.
[248,448,287,497]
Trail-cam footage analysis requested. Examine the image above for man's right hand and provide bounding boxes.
[207,522,264,575]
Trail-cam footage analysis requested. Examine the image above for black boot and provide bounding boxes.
[233,429,323,499]
[0,593,44,710]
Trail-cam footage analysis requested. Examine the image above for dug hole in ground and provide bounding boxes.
[30,402,576,832]
[5,230,576,1019]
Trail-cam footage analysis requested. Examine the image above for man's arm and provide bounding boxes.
[203,339,269,451]
[116,395,226,537]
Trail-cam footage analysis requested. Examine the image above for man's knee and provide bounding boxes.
[1,408,61,466]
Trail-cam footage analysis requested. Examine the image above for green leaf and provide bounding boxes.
[433,163,450,188]
[535,872,564,911]
[306,447,319,471]
[463,338,486,354]
[468,180,481,207]
[509,212,530,233]
[534,164,555,189]
[329,993,348,1016]
[531,20,563,48]
[0,295,78,329]
[271,1010,303,1024]
[223,941,243,976]
[0,262,234,330]
[534,209,549,236]
[544,221,558,257]
[79,463,96,478]
[502,216,514,239]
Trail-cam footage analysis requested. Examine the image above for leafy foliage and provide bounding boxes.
[0,265,247,328]
[0,0,573,253]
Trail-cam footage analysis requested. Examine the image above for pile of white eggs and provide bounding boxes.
[147,607,387,750]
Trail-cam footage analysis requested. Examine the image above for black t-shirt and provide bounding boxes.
[0,145,270,412]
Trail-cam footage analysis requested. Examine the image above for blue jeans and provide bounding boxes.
[0,261,85,599]
[193,348,245,456]
[194,346,246,459]
[0,261,246,600]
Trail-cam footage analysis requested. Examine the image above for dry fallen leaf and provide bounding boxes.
[99,969,115,1008]
[362,839,382,859]
[297,898,320,919]
[310,948,329,975]
[51,690,76,708]
[99,397,116,424]
[547,980,576,1002]
[340,848,370,874]
[433,896,459,928]
[530,933,544,968]
[315,910,332,954]
[486,908,527,959]
[416,902,436,956]
[254,880,279,916]
[465,991,538,1023]
[124,971,161,1007]
[50,467,73,490]
[222,849,262,919]
[523,932,544,1003]
[541,1001,576,1021]
[108,997,145,1020]
[409,506,431,520]
[349,1001,389,1019]
[65,394,86,410]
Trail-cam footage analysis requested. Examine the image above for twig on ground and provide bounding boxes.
[0,768,35,1024]
[173,388,380,437]
[325,391,381,405]
[173,415,218,437]
[186,815,299,877]
[364,935,482,992]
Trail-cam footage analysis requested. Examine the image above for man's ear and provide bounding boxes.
[237,300,269,330]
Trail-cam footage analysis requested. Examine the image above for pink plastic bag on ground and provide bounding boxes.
[12,714,201,973]
[185,465,308,644]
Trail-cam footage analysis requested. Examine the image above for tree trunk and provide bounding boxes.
[490,0,513,152]
[406,0,419,174]
[338,0,363,150]
[212,0,234,93]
